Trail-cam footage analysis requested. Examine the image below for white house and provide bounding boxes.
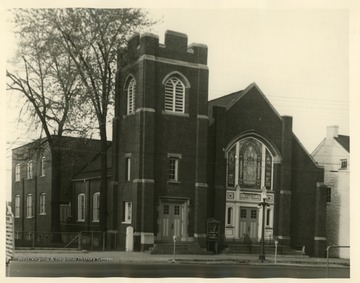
[312,126,350,258]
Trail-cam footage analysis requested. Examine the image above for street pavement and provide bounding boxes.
[11,248,350,268]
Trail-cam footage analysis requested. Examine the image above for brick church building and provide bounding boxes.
[108,30,327,257]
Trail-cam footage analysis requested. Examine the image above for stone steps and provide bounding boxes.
[150,242,212,255]
[224,244,303,255]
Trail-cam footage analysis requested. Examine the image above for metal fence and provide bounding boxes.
[326,245,350,278]
[14,230,121,251]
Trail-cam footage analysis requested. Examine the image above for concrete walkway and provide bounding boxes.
[12,249,350,268]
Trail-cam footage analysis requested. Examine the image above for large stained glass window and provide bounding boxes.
[227,146,236,187]
[227,137,273,190]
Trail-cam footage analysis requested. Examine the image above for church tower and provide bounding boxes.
[111,31,209,251]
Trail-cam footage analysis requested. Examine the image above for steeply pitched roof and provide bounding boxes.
[208,90,244,122]
[335,135,350,153]
[207,83,282,124]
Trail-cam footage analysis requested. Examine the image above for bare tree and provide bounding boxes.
[8,8,156,232]
[43,8,155,231]
[7,9,95,239]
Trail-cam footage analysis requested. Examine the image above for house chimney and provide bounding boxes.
[326,125,339,142]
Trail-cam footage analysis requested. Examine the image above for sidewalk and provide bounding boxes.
[12,249,350,268]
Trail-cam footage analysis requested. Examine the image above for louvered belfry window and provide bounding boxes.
[127,78,136,114]
[164,77,185,113]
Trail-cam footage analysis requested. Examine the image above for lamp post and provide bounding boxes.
[258,187,270,262]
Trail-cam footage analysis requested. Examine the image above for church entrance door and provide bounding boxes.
[239,207,258,242]
[159,202,183,241]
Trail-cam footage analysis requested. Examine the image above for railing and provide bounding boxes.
[14,230,120,251]
[326,245,350,278]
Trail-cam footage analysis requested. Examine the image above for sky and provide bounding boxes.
[1,1,357,200]
[148,8,349,154]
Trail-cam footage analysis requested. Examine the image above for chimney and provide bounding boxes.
[326,125,339,143]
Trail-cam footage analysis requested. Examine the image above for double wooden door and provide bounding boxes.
[239,207,258,241]
[159,203,182,241]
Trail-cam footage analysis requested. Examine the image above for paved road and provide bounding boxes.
[7,261,350,278]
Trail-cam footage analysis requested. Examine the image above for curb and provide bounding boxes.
[12,250,350,268]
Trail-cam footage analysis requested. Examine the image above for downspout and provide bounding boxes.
[34,175,38,240]
[21,178,25,239]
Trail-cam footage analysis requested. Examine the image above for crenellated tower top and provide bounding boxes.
[119,30,208,67]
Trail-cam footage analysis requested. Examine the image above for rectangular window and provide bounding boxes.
[77,194,85,221]
[41,157,45,177]
[340,159,347,169]
[251,209,257,219]
[125,157,131,181]
[27,160,33,179]
[26,194,33,218]
[60,204,71,223]
[93,193,100,222]
[163,204,169,215]
[240,209,247,219]
[266,209,270,226]
[122,201,132,223]
[169,158,178,181]
[327,187,331,203]
[15,195,20,218]
[227,207,233,225]
[15,164,20,182]
[39,193,46,215]
[174,205,180,215]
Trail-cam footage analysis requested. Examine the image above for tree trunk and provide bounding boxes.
[51,147,62,242]
[99,124,108,232]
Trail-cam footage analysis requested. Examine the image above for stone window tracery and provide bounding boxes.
[226,137,274,191]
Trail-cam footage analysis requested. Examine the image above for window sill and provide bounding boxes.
[123,112,136,118]
[39,213,46,216]
[77,220,85,222]
[167,180,181,185]
[162,110,189,117]
[225,225,234,228]
[92,220,99,223]
[121,221,132,224]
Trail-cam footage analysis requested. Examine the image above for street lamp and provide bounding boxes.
[258,187,270,262]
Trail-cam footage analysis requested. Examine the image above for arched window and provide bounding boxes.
[41,157,46,177]
[15,164,20,182]
[240,141,261,188]
[92,192,100,222]
[126,77,136,114]
[227,137,274,190]
[164,77,185,113]
[26,194,33,218]
[39,193,46,215]
[77,193,86,222]
[15,195,20,218]
[27,160,33,179]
